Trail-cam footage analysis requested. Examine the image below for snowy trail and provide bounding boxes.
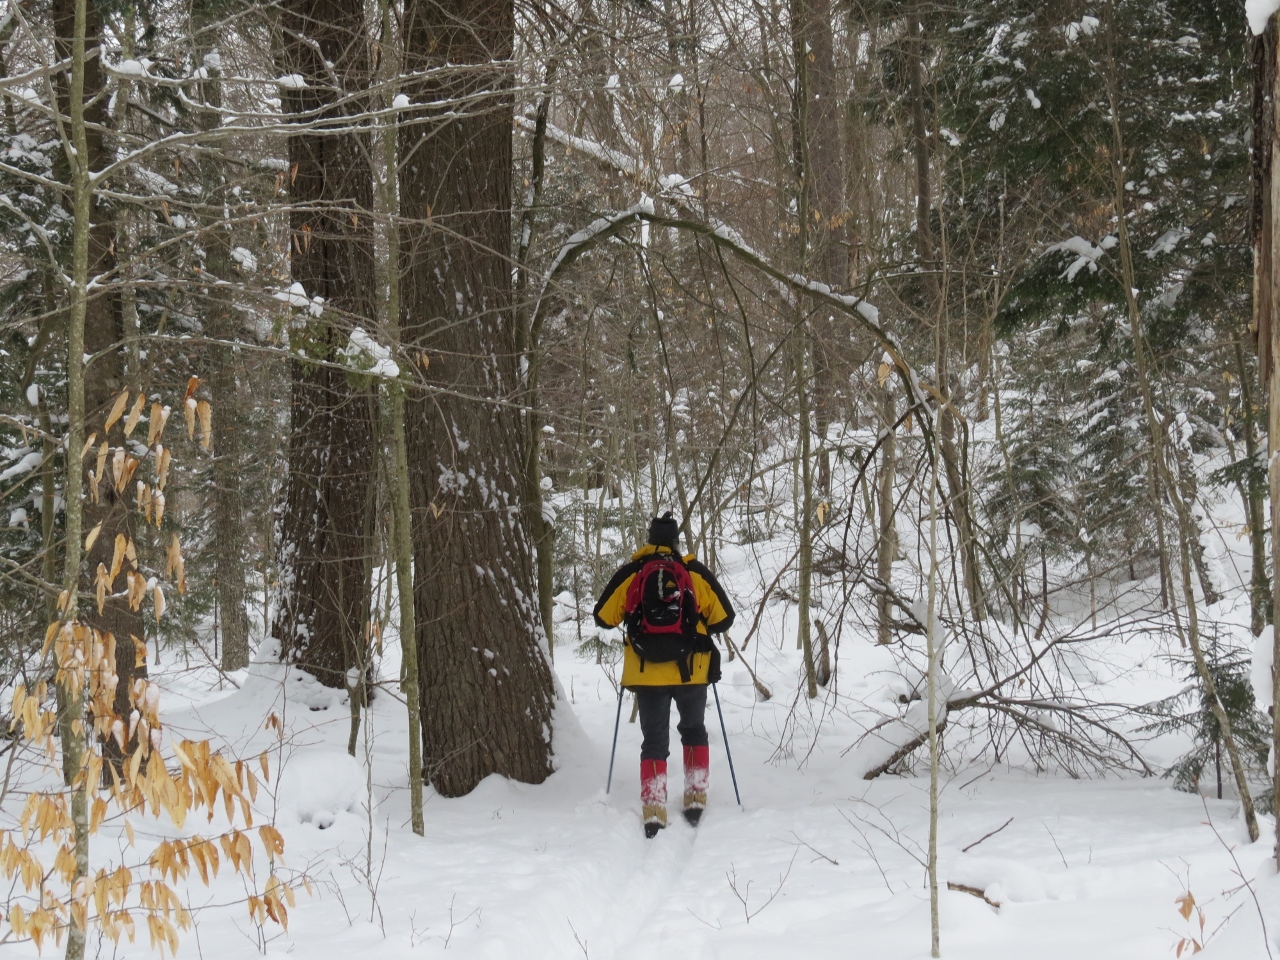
[40,647,1267,960]
[24,571,1272,960]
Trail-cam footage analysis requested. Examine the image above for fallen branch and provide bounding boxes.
[947,882,1001,909]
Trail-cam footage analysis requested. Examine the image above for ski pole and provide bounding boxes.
[605,683,624,793]
[712,683,742,807]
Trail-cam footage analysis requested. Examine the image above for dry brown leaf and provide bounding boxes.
[125,537,137,568]
[104,391,130,433]
[85,522,103,554]
[95,441,109,487]
[80,432,97,460]
[153,584,166,623]
[184,376,201,401]
[158,447,172,491]
[154,491,166,527]
[877,361,892,387]
[95,563,108,615]
[123,392,146,437]
[147,402,164,446]
[121,456,139,492]
[1176,892,1195,922]
[184,398,197,441]
[110,448,126,491]
[197,400,212,451]
[109,534,126,585]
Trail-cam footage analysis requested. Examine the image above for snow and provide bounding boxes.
[36,594,1271,960]
[3,406,1279,960]
[274,281,324,316]
[1067,16,1101,41]
[277,73,308,89]
[113,59,149,77]
[1252,626,1273,714]
[275,749,364,829]
[274,281,311,308]
[230,246,257,272]
[1047,235,1107,281]
[392,93,410,109]
[24,383,38,407]
[342,327,401,379]
[0,450,40,482]
[1247,0,1280,34]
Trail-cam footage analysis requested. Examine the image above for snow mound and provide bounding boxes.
[275,749,364,828]
[1248,0,1280,34]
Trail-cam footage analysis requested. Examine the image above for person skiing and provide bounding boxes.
[593,512,735,837]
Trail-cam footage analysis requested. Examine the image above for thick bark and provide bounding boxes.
[515,79,556,660]
[272,0,378,689]
[400,0,555,797]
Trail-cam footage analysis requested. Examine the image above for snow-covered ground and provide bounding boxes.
[4,435,1278,958]
[5,585,1275,959]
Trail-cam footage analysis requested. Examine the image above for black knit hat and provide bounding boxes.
[647,512,680,548]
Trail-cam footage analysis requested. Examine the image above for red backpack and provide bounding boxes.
[624,554,702,682]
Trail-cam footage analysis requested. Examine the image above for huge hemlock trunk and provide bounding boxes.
[272,0,378,689]
[400,0,555,797]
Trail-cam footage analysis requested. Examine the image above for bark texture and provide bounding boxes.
[272,0,378,688]
[400,0,555,797]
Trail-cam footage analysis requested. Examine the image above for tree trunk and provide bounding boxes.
[55,0,94,954]
[1253,8,1280,871]
[272,0,379,690]
[1229,341,1270,635]
[53,0,147,781]
[376,0,424,836]
[789,0,819,697]
[796,0,845,493]
[876,380,898,644]
[193,1,251,673]
[400,0,554,797]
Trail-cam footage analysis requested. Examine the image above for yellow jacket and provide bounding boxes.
[593,545,735,687]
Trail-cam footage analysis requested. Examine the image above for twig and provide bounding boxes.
[1199,793,1273,960]
[961,816,1014,854]
[787,831,839,865]
[567,918,589,958]
[726,849,798,923]
[1043,823,1069,869]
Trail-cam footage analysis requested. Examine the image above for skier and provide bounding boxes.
[593,512,735,837]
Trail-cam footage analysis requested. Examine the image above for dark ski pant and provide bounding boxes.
[636,685,709,761]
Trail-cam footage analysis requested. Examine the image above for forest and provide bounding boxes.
[1,0,1279,956]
